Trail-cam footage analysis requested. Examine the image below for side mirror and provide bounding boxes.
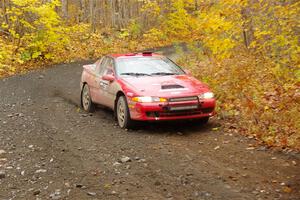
[102,74,115,82]
[184,69,192,75]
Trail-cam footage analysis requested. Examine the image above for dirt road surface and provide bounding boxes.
[0,51,299,200]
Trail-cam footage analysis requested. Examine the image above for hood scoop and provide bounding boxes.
[161,84,184,90]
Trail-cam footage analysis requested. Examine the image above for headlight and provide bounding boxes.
[132,96,167,103]
[198,92,214,99]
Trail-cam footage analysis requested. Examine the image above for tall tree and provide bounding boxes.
[61,0,68,19]
[89,0,95,31]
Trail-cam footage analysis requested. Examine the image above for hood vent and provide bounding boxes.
[161,84,184,90]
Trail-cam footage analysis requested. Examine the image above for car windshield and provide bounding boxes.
[115,56,185,76]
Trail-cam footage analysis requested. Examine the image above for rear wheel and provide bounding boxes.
[117,96,133,129]
[81,84,95,112]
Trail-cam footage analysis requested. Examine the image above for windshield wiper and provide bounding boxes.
[120,72,150,76]
[151,72,176,76]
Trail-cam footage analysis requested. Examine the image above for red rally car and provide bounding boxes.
[80,52,216,128]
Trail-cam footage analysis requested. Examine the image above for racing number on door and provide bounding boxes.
[99,80,109,90]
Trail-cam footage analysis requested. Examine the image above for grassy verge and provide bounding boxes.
[177,47,300,150]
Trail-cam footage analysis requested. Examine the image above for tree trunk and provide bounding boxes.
[61,0,68,19]
[89,0,96,32]
[79,0,87,22]
[111,0,115,28]
[1,0,9,25]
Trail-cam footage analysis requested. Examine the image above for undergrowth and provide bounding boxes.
[177,47,300,150]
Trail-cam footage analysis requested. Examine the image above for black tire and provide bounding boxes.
[116,96,134,129]
[81,84,95,112]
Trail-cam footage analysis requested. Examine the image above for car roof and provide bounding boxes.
[109,52,162,59]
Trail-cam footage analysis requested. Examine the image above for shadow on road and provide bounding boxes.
[51,89,79,107]
[91,106,218,135]
[135,120,217,135]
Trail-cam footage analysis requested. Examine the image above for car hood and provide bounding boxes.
[120,75,210,97]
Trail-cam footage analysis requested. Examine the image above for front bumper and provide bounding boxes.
[128,98,216,121]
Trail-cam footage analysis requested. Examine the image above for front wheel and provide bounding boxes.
[116,96,133,129]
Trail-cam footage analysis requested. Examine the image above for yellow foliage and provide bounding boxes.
[178,48,300,149]
[249,1,300,77]
[141,0,161,17]
[1,0,67,63]
[143,28,167,46]
[162,0,197,41]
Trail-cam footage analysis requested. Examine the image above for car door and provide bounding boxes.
[99,57,116,108]
[90,57,107,104]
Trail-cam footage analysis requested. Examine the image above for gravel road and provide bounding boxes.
[0,49,299,200]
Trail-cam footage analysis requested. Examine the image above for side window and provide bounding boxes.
[97,57,108,75]
[103,67,114,76]
[95,58,103,73]
[101,58,115,76]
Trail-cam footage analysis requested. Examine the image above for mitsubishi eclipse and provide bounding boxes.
[80,52,216,128]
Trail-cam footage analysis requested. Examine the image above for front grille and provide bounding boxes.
[169,96,198,102]
[159,110,201,117]
[146,107,214,118]
[169,105,199,111]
